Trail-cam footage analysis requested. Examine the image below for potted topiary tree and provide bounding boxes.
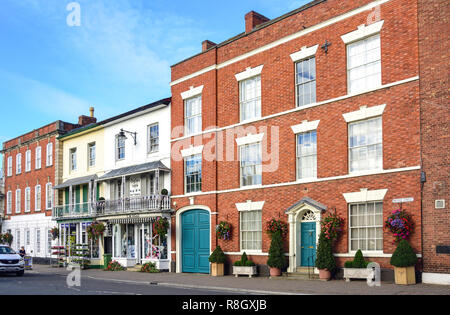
[343,250,373,282]
[315,232,336,281]
[209,246,226,277]
[233,252,257,278]
[390,240,418,285]
[267,231,287,277]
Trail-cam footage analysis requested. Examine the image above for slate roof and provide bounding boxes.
[54,175,98,189]
[98,161,170,181]
[285,197,327,213]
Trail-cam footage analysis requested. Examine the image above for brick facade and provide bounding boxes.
[418,0,450,275]
[170,0,426,273]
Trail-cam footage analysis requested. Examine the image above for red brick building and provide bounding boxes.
[1,114,95,261]
[169,0,439,279]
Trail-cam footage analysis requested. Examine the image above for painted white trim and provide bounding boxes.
[422,273,450,286]
[181,85,204,100]
[343,188,388,203]
[291,120,320,134]
[175,205,212,274]
[343,104,386,123]
[290,45,319,62]
[171,166,419,199]
[180,145,204,158]
[171,76,419,143]
[235,200,265,212]
[334,253,422,258]
[236,133,265,146]
[225,252,269,256]
[170,0,394,86]
[235,65,264,82]
[341,20,384,44]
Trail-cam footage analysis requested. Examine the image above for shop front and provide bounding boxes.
[100,214,171,270]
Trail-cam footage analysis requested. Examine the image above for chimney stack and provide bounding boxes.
[78,108,97,127]
[202,40,216,52]
[245,11,270,33]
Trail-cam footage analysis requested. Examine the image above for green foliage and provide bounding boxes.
[141,262,160,273]
[233,252,255,267]
[267,231,287,269]
[105,261,125,271]
[209,246,226,263]
[315,232,336,271]
[345,250,370,268]
[390,240,418,267]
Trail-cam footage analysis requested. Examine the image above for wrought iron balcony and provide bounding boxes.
[95,195,171,216]
[52,202,95,219]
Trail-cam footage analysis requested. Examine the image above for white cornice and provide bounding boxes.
[341,20,384,44]
[291,120,320,134]
[181,85,204,100]
[236,133,264,146]
[290,45,319,62]
[236,200,265,212]
[343,188,388,203]
[180,145,204,158]
[343,104,386,123]
[235,65,264,82]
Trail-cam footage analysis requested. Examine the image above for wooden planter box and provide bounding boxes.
[394,266,416,285]
[233,266,258,278]
[211,263,224,277]
[343,268,374,282]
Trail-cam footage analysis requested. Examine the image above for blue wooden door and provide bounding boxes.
[301,222,316,267]
[182,210,210,274]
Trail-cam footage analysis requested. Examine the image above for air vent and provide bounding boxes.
[435,200,446,209]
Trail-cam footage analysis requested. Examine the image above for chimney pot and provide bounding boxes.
[245,11,270,33]
[90,107,95,118]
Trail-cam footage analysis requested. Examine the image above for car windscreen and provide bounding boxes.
[0,247,16,254]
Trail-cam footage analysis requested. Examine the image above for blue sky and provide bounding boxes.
[0,0,310,172]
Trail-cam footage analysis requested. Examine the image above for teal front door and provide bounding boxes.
[181,210,210,274]
[300,222,316,267]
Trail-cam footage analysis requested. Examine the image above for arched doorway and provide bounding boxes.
[179,209,210,274]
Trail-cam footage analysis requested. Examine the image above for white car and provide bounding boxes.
[0,245,25,276]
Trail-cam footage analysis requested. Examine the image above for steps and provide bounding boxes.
[281,267,320,280]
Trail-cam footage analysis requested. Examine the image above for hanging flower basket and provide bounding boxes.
[0,233,13,246]
[216,221,232,240]
[154,217,169,237]
[50,227,60,240]
[265,219,288,239]
[87,222,105,242]
[320,210,345,242]
[385,209,414,243]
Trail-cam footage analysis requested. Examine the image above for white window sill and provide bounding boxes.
[240,184,263,190]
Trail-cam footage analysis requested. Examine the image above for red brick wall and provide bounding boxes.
[418,0,450,274]
[170,0,423,270]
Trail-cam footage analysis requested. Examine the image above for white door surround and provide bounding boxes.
[286,197,327,273]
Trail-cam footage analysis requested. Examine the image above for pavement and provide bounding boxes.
[27,264,450,295]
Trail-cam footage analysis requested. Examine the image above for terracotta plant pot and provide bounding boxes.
[319,269,331,281]
[269,267,281,277]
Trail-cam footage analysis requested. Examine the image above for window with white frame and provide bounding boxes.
[26,229,30,246]
[16,153,22,174]
[239,75,261,122]
[297,131,317,179]
[35,146,42,169]
[147,123,159,153]
[88,143,96,168]
[25,187,31,212]
[69,148,77,171]
[25,150,31,172]
[46,183,53,210]
[184,154,202,194]
[36,229,41,253]
[349,202,383,252]
[296,57,316,107]
[15,189,21,213]
[349,117,382,173]
[46,143,53,166]
[347,34,381,94]
[6,191,12,214]
[240,210,262,251]
[7,156,12,176]
[35,185,41,211]
[240,142,262,187]
[116,136,125,160]
[184,95,202,136]
[47,229,52,255]
[16,230,20,251]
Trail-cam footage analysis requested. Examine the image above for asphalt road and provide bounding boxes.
[0,270,245,295]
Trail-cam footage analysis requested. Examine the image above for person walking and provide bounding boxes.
[19,246,26,258]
